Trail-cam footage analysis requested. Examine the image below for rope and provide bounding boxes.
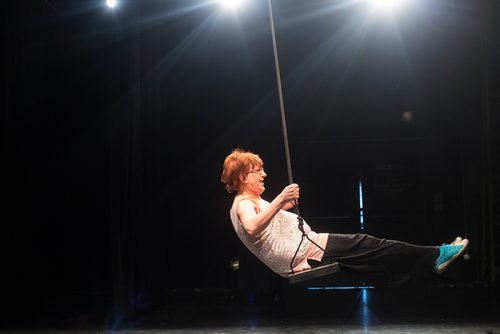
[268,0,294,186]
[267,0,332,275]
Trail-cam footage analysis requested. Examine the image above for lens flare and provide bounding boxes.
[106,0,117,8]
[369,0,407,13]
[218,0,246,11]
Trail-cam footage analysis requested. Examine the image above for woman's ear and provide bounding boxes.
[239,173,247,184]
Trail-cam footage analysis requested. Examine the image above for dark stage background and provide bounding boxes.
[2,0,500,328]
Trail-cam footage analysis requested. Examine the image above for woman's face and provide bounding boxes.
[242,165,267,195]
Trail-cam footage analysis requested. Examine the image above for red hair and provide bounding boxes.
[221,148,263,193]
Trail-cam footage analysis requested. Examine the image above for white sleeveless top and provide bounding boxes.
[230,199,323,277]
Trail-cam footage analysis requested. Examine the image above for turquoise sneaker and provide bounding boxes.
[434,239,468,274]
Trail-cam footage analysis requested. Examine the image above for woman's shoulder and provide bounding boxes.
[232,196,267,212]
[233,196,255,207]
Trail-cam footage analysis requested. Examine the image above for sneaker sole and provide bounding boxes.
[435,239,469,274]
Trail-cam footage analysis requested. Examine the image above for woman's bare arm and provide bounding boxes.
[237,184,299,236]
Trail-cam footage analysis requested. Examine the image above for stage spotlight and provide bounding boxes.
[369,0,407,13]
[106,0,117,8]
[218,0,246,11]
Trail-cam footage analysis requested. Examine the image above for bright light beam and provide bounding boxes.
[106,0,117,8]
[218,0,246,11]
[369,0,407,14]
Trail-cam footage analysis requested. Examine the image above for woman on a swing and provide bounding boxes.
[221,148,469,287]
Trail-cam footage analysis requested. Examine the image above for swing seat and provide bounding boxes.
[288,262,340,285]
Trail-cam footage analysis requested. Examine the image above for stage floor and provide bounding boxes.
[3,285,500,333]
[6,323,500,333]
[115,288,500,333]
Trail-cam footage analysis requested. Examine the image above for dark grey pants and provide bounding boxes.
[314,233,440,288]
